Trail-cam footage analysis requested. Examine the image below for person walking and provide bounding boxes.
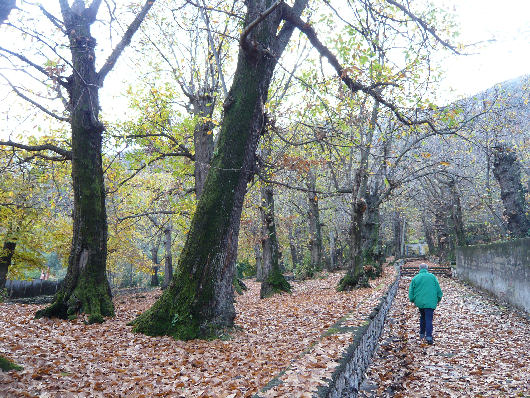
[408,263,443,344]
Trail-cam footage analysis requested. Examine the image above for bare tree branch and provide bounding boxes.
[98,0,156,86]
[0,74,70,122]
[384,0,461,54]
[0,140,72,160]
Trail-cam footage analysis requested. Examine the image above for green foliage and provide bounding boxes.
[260,268,291,299]
[0,355,22,372]
[294,253,314,280]
[236,260,255,279]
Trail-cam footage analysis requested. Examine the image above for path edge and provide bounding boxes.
[314,259,402,398]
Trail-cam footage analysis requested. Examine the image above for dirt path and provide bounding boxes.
[359,273,530,397]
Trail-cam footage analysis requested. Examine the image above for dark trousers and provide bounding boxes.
[419,308,434,339]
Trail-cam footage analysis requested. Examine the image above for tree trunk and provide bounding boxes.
[448,180,467,246]
[288,226,300,270]
[131,0,306,339]
[361,191,382,277]
[36,6,113,324]
[193,103,215,198]
[0,241,16,290]
[435,211,451,265]
[254,244,263,282]
[150,246,160,287]
[307,169,322,273]
[393,211,404,258]
[162,226,173,289]
[493,147,530,237]
[328,229,336,271]
[422,216,435,255]
[259,184,290,298]
[339,102,379,290]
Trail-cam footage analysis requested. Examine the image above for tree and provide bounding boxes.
[493,146,530,238]
[131,0,461,339]
[131,0,310,339]
[0,0,157,323]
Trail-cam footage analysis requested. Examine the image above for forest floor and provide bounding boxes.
[0,267,396,397]
[359,271,530,397]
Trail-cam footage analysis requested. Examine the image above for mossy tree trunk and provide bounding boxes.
[36,4,111,324]
[131,0,308,339]
[0,241,16,290]
[255,243,264,282]
[162,226,173,289]
[392,211,404,258]
[259,184,290,298]
[448,179,467,247]
[36,0,154,324]
[493,147,530,238]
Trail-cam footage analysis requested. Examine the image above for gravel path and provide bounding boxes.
[359,275,530,397]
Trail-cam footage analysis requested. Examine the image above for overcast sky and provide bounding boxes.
[438,0,530,99]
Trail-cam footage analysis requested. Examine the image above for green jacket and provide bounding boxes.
[408,269,443,309]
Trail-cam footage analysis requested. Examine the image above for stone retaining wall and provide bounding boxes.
[456,238,530,314]
[316,261,402,397]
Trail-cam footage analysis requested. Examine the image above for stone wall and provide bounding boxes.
[456,238,530,313]
[253,262,402,398]
[316,261,401,398]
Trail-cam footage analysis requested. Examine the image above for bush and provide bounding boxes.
[236,260,256,279]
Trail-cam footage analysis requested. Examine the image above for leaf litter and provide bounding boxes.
[0,267,396,397]
[359,271,530,397]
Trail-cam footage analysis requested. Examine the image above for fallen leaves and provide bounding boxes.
[358,268,530,397]
[0,268,395,397]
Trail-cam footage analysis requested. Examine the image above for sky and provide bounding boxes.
[437,0,530,99]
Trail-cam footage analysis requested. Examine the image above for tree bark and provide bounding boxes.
[254,243,263,282]
[393,211,404,258]
[162,226,173,289]
[288,226,300,270]
[338,101,379,290]
[361,190,382,277]
[493,147,530,238]
[259,184,290,298]
[448,179,467,247]
[193,100,215,198]
[0,241,16,290]
[307,169,322,273]
[150,245,160,287]
[131,0,307,339]
[328,228,336,271]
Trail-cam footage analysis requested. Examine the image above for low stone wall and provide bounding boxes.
[456,238,530,313]
[5,279,63,299]
[316,261,401,397]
